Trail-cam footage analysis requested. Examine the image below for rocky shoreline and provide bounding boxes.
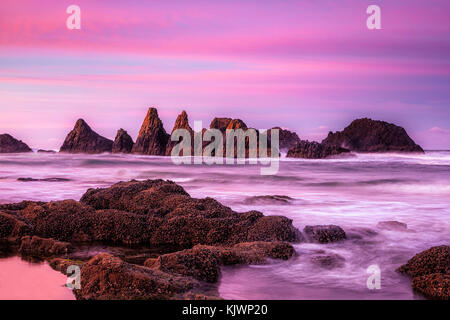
[0,107,423,158]
[0,179,447,300]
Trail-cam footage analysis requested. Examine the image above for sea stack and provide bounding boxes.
[269,127,301,151]
[112,129,134,153]
[322,118,424,152]
[165,110,193,156]
[287,140,350,159]
[60,119,113,154]
[132,108,170,156]
[0,134,32,153]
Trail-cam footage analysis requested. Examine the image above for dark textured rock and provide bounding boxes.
[74,253,200,300]
[37,149,56,154]
[303,225,347,243]
[377,220,408,231]
[322,118,424,153]
[3,180,302,248]
[268,127,301,151]
[310,253,346,269]
[243,195,294,205]
[49,258,83,274]
[398,246,449,300]
[165,110,194,156]
[132,108,170,155]
[287,140,350,159]
[112,129,134,153]
[411,273,449,300]
[60,119,113,154]
[145,241,295,283]
[19,235,72,257]
[209,117,233,133]
[397,245,449,277]
[0,211,31,241]
[0,134,32,153]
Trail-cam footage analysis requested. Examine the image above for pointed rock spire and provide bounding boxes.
[165,110,194,156]
[132,108,169,155]
[60,119,113,154]
[112,129,134,153]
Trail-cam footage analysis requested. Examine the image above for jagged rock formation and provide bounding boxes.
[209,117,233,133]
[132,108,169,156]
[269,127,301,151]
[165,111,194,156]
[60,119,113,154]
[287,140,350,159]
[322,118,424,152]
[112,129,134,153]
[0,134,32,153]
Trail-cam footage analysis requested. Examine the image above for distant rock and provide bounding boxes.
[209,117,233,133]
[304,225,347,243]
[269,127,301,151]
[287,140,350,159]
[322,118,424,153]
[60,119,113,154]
[0,134,32,153]
[132,108,170,156]
[37,149,56,154]
[243,195,294,205]
[112,129,134,153]
[165,110,194,156]
[310,253,346,269]
[377,220,408,231]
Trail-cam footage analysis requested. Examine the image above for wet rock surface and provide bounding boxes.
[310,253,346,269]
[60,119,113,154]
[322,118,424,153]
[0,134,32,153]
[303,225,347,243]
[0,179,303,300]
[19,236,72,257]
[398,245,449,300]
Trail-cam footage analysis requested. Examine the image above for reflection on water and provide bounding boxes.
[0,256,74,300]
[0,151,449,299]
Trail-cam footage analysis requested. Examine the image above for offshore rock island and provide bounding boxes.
[0,107,424,158]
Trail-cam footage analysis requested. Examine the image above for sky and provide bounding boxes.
[0,0,449,150]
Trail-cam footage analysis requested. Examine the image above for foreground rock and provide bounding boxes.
[287,140,350,159]
[322,118,424,153]
[60,119,113,154]
[132,108,170,155]
[74,253,201,300]
[0,134,32,153]
[0,179,304,299]
[398,245,449,300]
[112,129,134,153]
[303,225,347,243]
[145,241,294,282]
[0,180,302,248]
[19,236,71,257]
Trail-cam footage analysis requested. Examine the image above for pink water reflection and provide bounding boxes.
[0,256,75,300]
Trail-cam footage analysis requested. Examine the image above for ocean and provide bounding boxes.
[0,151,449,299]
